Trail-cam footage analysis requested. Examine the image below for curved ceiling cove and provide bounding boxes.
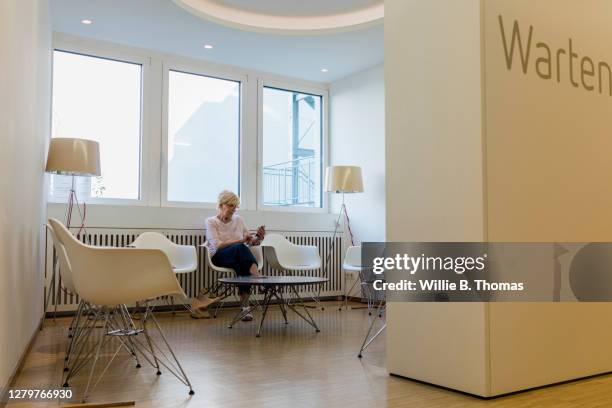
[172,0,384,34]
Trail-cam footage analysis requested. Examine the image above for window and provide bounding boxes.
[262,86,323,208]
[49,38,330,213]
[49,50,143,202]
[165,70,241,204]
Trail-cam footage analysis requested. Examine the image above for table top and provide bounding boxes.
[218,276,328,286]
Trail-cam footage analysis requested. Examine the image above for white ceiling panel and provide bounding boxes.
[50,0,384,82]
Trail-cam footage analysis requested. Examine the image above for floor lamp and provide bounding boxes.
[44,138,101,320]
[323,166,364,305]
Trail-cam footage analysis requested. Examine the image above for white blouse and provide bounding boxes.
[205,215,250,256]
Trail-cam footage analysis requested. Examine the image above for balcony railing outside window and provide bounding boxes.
[263,156,318,206]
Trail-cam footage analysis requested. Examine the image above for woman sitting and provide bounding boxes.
[194,190,264,320]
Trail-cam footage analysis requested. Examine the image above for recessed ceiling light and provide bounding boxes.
[321,68,329,73]
[204,44,214,49]
[81,19,93,25]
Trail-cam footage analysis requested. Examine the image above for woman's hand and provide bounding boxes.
[245,230,264,246]
[256,225,265,239]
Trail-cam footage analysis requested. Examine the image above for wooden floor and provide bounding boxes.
[7,301,612,407]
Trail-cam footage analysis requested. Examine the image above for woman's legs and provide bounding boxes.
[235,244,259,303]
[212,243,258,316]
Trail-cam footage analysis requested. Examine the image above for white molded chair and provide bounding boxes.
[130,232,197,274]
[46,224,76,294]
[130,232,198,314]
[339,246,369,311]
[44,223,82,333]
[261,234,321,273]
[204,244,263,317]
[46,223,90,376]
[48,218,194,402]
[261,234,323,308]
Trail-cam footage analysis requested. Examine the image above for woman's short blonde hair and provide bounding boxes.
[217,190,240,208]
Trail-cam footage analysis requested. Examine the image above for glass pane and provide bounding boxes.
[262,87,322,207]
[167,70,240,203]
[49,51,142,201]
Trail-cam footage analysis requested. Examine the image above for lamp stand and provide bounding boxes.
[324,192,349,274]
[44,175,88,325]
[66,175,88,236]
[321,193,366,311]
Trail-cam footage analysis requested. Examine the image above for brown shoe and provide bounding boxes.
[192,296,218,311]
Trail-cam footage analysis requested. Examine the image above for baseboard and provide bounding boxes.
[44,296,342,318]
[0,319,42,408]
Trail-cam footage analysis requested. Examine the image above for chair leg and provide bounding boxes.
[118,305,142,368]
[64,300,85,372]
[358,322,386,358]
[170,296,176,316]
[53,285,60,322]
[141,306,161,375]
[304,278,323,310]
[148,310,194,395]
[340,277,361,310]
[63,305,103,386]
[83,308,110,402]
[358,303,386,358]
[213,285,232,318]
[212,282,241,318]
[67,300,83,334]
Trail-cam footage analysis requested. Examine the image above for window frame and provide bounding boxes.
[257,78,329,213]
[50,34,334,216]
[50,42,152,207]
[160,60,247,209]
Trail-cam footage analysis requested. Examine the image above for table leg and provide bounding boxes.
[286,285,320,333]
[272,290,289,324]
[256,288,274,337]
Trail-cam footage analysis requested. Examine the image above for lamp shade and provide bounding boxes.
[45,138,101,176]
[325,166,364,193]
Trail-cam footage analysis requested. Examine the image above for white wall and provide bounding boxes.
[329,65,386,243]
[483,0,612,395]
[384,0,488,396]
[385,0,485,243]
[0,0,51,393]
[385,0,612,397]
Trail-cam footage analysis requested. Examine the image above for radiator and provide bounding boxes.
[45,228,343,312]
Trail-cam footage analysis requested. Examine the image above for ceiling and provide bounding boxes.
[50,0,384,83]
[207,0,382,17]
[173,0,383,34]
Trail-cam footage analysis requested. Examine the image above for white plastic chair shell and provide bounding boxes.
[48,218,185,306]
[130,232,197,274]
[261,233,321,272]
[46,223,76,294]
[343,246,363,272]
